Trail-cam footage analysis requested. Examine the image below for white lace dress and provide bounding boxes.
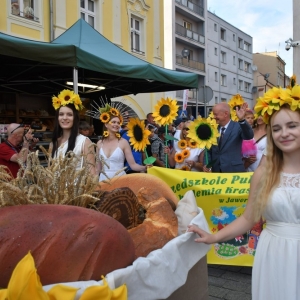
[252,173,300,300]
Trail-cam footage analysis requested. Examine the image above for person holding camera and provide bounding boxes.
[0,123,38,178]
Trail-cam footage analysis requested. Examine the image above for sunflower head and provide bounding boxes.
[174,152,184,163]
[182,149,190,158]
[127,118,151,151]
[100,112,111,123]
[254,85,300,124]
[103,131,109,138]
[152,97,179,126]
[52,89,84,111]
[178,139,188,149]
[188,140,197,148]
[115,132,121,139]
[180,165,191,171]
[110,107,120,116]
[187,117,219,149]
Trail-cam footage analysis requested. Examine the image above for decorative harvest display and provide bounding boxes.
[152,97,179,126]
[254,85,300,124]
[127,118,151,152]
[187,116,219,150]
[0,252,127,300]
[228,94,245,122]
[52,89,84,111]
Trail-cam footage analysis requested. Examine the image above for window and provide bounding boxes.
[221,98,227,102]
[220,28,226,40]
[183,20,192,30]
[244,82,251,92]
[238,59,243,70]
[221,74,226,86]
[215,96,218,103]
[233,34,236,41]
[221,51,226,63]
[215,72,218,81]
[214,23,217,31]
[244,42,251,52]
[80,0,95,27]
[131,16,144,54]
[233,78,236,85]
[244,62,251,72]
[238,80,243,90]
[11,0,39,21]
[238,38,243,49]
[233,56,236,65]
[214,48,218,55]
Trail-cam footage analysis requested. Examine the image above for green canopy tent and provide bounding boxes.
[0,19,198,98]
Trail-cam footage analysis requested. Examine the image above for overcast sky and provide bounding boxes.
[207,0,293,76]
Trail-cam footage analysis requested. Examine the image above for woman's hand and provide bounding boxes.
[187,224,216,244]
[185,160,194,169]
[163,146,171,154]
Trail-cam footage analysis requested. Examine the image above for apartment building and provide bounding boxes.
[164,0,206,117]
[1,0,166,118]
[253,52,286,101]
[207,11,253,109]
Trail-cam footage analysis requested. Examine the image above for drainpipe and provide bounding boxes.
[50,0,54,41]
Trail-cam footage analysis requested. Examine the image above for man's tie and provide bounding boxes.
[219,127,225,148]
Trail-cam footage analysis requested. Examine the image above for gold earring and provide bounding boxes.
[103,131,109,138]
[115,132,121,138]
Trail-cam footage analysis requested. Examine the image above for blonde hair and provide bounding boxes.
[252,107,291,221]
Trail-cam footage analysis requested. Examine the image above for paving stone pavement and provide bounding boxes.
[208,264,252,300]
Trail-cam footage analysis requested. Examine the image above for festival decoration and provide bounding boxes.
[152,98,178,126]
[187,116,219,168]
[103,131,109,138]
[52,89,84,111]
[182,149,190,158]
[174,152,184,163]
[228,94,245,121]
[188,140,197,149]
[152,97,179,168]
[0,252,127,300]
[253,86,300,124]
[178,139,188,150]
[180,166,191,171]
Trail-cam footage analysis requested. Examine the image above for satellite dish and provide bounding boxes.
[251,87,257,94]
[181,49,190,58]
[251,65,257,71]
[264,73,270,79]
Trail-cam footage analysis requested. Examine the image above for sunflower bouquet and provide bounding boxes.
[152,97,179,167]
[187,116,219,168]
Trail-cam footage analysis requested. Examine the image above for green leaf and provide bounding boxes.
[144,156,156,165]
[165,134,178,141]
[206,159,217,168]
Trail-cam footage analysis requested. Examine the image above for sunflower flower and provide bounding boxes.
[188,140,197,148]
[182,149,190,158]
[178,139,188,149]
[127,118,151,151]
[187,117,219,149]
[152,97,179,126]
[174,152,184,163]
[103,131,109,138]
[52,96,61,110]
[180,165,191,171]
[110,108,119,116]
[115,133,121,138]
[73,93,84,111]
[100,112,110,123]
[228,94,245,121]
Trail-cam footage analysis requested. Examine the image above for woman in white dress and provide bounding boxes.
[96,115,147,181]
[50,92,96,175]
[187,101,300,299]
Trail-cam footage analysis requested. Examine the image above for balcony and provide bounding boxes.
[175,0,204,17]
[175,23,205,45]
[176,54,205,72]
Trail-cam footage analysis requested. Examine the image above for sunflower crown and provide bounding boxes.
[228,94,245,122]
[52,89,84,111]
[97,103,123,125]
[254,85,300,124]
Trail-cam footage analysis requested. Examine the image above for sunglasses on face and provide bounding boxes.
[183,127,189,131]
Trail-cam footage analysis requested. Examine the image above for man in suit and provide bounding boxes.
[204,102,253,173]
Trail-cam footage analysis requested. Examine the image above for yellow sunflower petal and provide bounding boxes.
[127,118,150,151]
[153,97,179,126]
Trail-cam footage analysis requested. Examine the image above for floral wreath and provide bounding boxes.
[254,79,300,124]
[52,89,84,111]
[228,94,245,122]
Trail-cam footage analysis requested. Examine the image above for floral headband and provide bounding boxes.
[52,89,84,111]
[254,85,300,124]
